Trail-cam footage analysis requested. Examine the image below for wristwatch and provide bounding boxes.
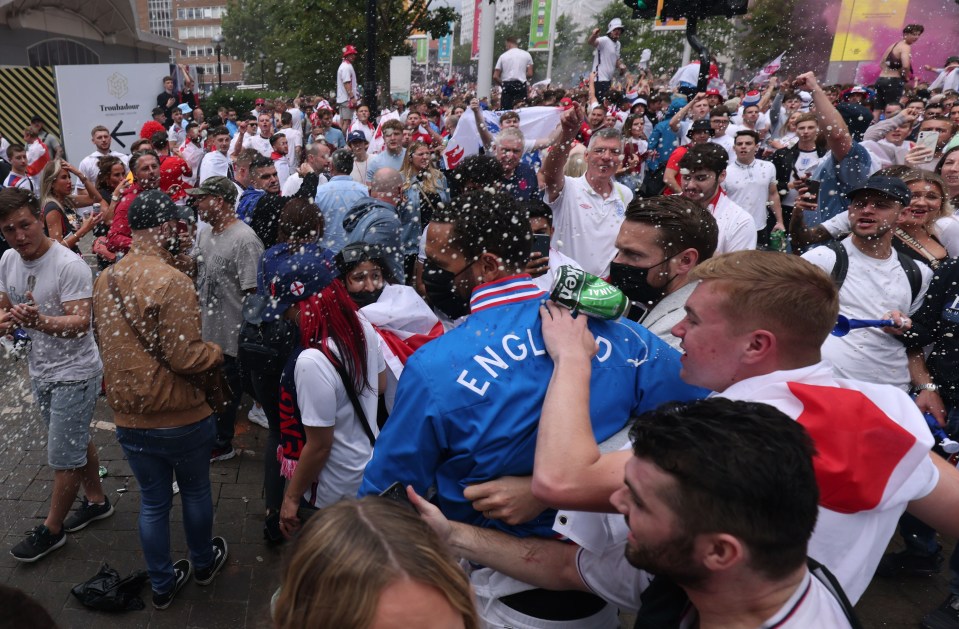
[915,383,938,392]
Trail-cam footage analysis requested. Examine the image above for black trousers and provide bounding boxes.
[501,80,528,110]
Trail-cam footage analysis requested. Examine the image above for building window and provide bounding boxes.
[176,6,227,20]
[27,39,100,66]
[147,0,173,37]
[178,25,223,40]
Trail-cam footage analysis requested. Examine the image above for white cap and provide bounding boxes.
[607,18,624,34]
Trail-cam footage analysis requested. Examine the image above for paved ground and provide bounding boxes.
[0,348,956,628]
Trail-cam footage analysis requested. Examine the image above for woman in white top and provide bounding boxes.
[278,281,385,539]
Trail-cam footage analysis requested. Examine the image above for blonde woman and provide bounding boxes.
[274,497,479,629]
[38,159,103,254]
[399,141,450,278]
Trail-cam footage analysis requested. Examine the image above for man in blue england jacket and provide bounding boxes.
[359,189,707,628]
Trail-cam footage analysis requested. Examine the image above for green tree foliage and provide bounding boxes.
[737,0,794,72]
[221,0,456,105]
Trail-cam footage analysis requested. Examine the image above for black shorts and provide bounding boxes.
[874,77,904,111]
[501,81,528,111]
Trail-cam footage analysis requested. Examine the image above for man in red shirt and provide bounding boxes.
[663,120,714,195]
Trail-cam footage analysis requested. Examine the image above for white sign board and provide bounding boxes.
[55,63,170,162]
[390,56,412,103]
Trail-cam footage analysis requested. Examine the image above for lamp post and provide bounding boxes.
[259,52,265,88]
[212,34,223,89]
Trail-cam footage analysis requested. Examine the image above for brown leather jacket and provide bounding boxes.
[93,240,224,429]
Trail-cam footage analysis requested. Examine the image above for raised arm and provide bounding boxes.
[794,71,853,162]
[542,105,583,202]
[587,28,601,48]
[531,302,629,511]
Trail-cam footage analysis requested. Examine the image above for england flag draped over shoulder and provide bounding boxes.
[442,106,562,170]
[750,52,785,85]
[359,284,443,379]
[369,110,401,155]
[719,361,937,603]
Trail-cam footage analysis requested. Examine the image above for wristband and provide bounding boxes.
[916,383,938,392]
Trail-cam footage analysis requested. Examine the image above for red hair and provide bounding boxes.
[140,121,166,140]
[298,280,369,393]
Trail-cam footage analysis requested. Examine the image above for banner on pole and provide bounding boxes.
[438,23,453,63]
[528,0,554,52]
[471,0,483,60]
[413,35,429,65]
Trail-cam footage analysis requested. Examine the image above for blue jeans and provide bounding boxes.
[116,416,216,594]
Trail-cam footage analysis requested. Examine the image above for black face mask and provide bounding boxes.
[350,287,383,308]
[422,259,472,319]
[608,260,672,311]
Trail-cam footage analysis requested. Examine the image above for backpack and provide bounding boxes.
[825,240,922,304]
[237,293,299,375]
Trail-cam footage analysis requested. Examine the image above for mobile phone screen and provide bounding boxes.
[379,481,415,511]
[532,233,551,258]
[803,179,821,201]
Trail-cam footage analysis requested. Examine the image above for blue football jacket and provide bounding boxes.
[359,275,708,538]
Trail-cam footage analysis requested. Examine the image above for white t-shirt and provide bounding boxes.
[2,172,35,191]
[709,134,735,162]
[279,127,303,169]
[546,175,632,278]
[77,150,129,185]
[802,239,932,389]
[935,215,959,258]
[295,317,384,508]
[336,60,358,105]
[783,149,825,206]
[706,193,758,254]
[592,36,621,82]
[723,159,777,230]
[281,172,328,197]
[495,47,533,83]
[242,133,273,158]
[0,243,102,382]
[530,248,583,294]
[197,150,232,185]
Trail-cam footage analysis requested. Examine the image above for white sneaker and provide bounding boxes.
[247,404,269,429]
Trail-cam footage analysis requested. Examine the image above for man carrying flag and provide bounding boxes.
[527,250,959,608]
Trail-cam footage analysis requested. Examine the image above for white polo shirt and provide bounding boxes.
[495,47,533,83]
[592,36,621,82]
[705,191,758,253]
[723,158,777,230]
[547,175,632,278]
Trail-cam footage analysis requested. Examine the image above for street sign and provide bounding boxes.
[54,63,169,162]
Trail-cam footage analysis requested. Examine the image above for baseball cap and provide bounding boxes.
[30,114,43,124]
[343,44,359,57]
[705,89,721,97]
[346,130,368,144]
[186,176,238,204]
[255,98,265,105]
[848,175,911,206]
[128,190,179,230]
[256,244,340,321]
[559,97,573,108]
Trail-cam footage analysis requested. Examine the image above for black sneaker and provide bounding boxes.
[63,497,115,533]
[921,593,959,629]
[10,525,66,563]
[876,546,943,578]
[153,559,192,610]
[194,537,228,586]
[210,446,236,462]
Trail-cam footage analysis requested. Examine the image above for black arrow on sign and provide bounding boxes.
[111,120,135,148]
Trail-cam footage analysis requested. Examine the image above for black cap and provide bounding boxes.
[687,119,714,138]
[848,175,912,207]
[30,114,43,124]
[128,190,179,230]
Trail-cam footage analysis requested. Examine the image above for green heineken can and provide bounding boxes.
[550,265,630,320]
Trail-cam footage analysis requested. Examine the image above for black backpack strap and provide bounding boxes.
[894,248,923,304]
[825,240,848,291]
[328,355,376,448]
[807,558,864,629]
